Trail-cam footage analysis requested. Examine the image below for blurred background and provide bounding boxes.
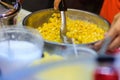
[22,0,104,14]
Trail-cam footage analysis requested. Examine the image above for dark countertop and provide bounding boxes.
[22,0,104,14]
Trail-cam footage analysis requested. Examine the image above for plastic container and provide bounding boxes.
[0,57,96,80]
[0,26,44,77]
[60,46,97,59]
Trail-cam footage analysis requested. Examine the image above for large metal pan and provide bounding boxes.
[23,8,110,57]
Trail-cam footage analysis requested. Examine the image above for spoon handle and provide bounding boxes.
[98,37,112,55]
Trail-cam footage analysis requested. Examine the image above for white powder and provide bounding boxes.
[0,40,43,75]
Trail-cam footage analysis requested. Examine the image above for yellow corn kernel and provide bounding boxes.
[37,13,106,44]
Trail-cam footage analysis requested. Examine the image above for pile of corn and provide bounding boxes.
[37,13,106,44]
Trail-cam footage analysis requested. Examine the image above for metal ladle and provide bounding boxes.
[59,0,72,44]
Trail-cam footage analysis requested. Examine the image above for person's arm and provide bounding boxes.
[54,0,61,10]
[94,13,120,51]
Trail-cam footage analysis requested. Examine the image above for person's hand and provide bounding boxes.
[18,0,23,3]
[94,13,120,51]
[54,0,61,10]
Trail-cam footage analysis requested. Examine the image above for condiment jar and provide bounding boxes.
[94,55,119,80]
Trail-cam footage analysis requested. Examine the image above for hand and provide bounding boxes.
[94,13,120,51]
[20,0,23,3]
[18,0,23,3]
[54,0,61,10]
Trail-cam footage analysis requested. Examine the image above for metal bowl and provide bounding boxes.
[23,8,109,56]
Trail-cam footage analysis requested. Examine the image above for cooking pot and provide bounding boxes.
[23,8,110,56]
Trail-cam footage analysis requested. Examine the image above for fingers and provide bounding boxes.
[54,0,61,10]
[107,16,120,50]
[111,13,120,27]
[106,14,120,39]
[93,32,107,50]
[95,25,120,51]
[106,24,120,50]
[105,24,118,41]
[108,35,120,50]
[94,13,120,51]
[93,40,103,51]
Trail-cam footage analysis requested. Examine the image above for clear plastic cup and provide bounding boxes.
[2,57,96,80]
[0,26,44,76]
[60,46,97,59]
